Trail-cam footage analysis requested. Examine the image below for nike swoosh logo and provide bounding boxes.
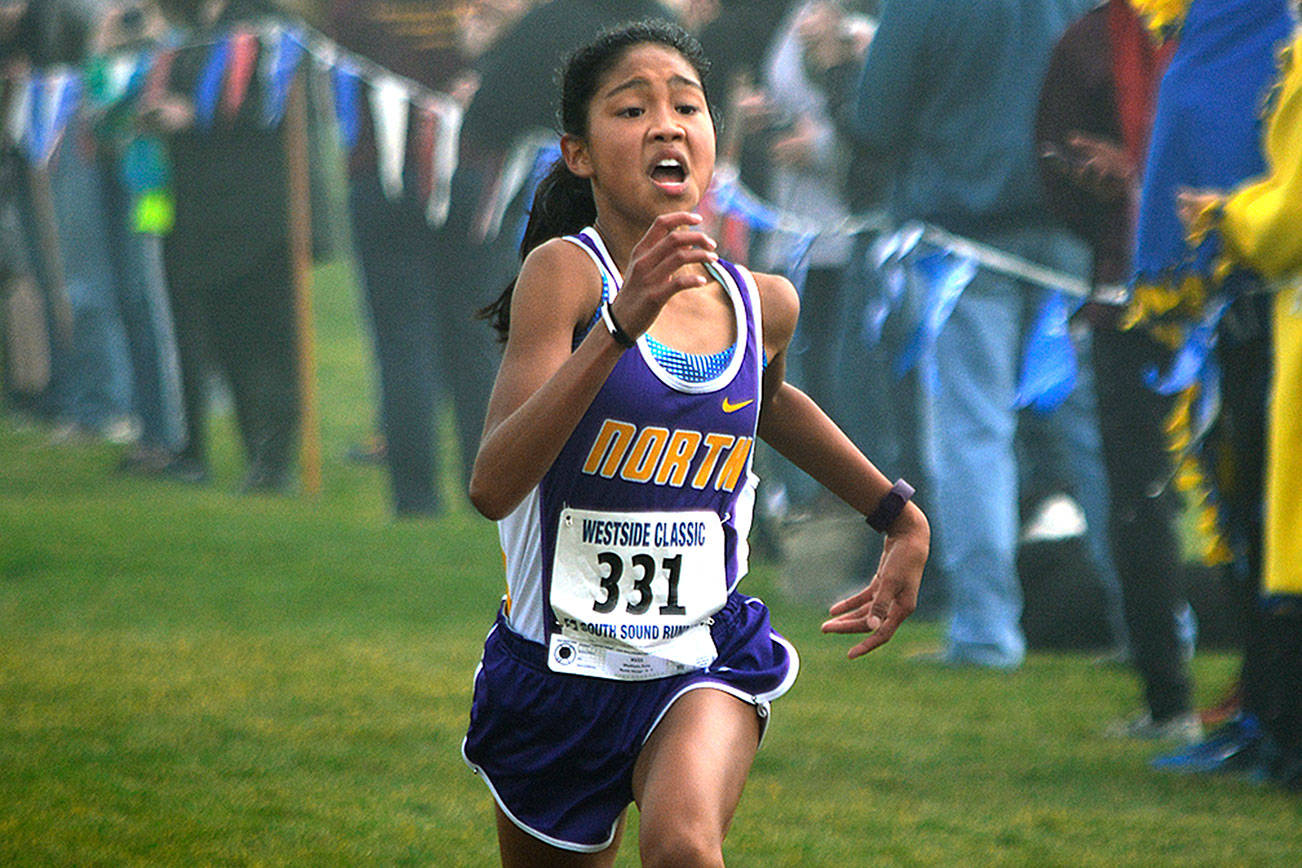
[721,398,754,413]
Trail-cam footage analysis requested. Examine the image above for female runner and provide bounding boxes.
[463,20,929,868]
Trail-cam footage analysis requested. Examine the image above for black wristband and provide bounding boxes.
[865,478,915,533]
[600,302,636,349]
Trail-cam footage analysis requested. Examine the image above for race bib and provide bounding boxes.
[549,506,727,680]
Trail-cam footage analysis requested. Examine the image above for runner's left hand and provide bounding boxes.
[821,504,928,658]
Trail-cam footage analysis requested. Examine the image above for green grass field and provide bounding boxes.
[2,261,1298,865]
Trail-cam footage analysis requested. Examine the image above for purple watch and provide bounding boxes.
[865,479,915,533]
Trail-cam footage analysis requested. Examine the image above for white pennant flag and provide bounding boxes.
[369,75,410,200]
[426,96,462,226]
[4,74,32,147]
[105,53,138,102]
[257,22,284,122]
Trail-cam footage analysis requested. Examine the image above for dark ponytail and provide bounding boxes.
[477,19,709,342]
[478,160,597,341]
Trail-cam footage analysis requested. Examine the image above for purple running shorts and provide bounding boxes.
[462,590,798,851]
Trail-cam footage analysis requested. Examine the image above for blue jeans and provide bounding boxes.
[47,129,133,431]
[100,154,185,451]
[923,225,1102,667]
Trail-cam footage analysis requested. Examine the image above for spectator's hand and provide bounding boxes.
[796,2,869,71]
[1059,132,1134,201]
[821,503,927,659]
[448,70,481,109]
[0,2,27,43]
[139,95,195,133]
[729,80,779,134]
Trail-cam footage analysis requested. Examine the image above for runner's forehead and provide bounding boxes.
[596,44,704,99]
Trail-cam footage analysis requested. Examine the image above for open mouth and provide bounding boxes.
[650,158,688,189]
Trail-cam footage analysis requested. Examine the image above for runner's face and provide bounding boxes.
[566,44,715,231]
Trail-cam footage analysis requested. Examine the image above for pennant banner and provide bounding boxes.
[783,230,819,295]
[1143,294,1231,395]
[260,26,305,127]
[369,75,411,200]
[4,74,33,148]
[25,71,81,166]
[423,96,461,226]
[474,130,556,243]
[221,29,260,120]
[194,35,231,130]
[511,138,564,244]
[331,59,363,152]
[893,248,979,377]
[864,222,924,344]
[1015,290,1082,413]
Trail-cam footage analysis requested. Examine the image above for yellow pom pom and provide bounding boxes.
[1129,0,1191,36]
[1203,536,1234,567]
[1173,460,1202,494]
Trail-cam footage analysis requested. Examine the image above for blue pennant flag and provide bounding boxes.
[893,248,978,377]
[1015,290,1081,413]
[1143,295,1231,395]
[194,35,231,130]
[713,179,781,233]
[864,223,923,345]
[332,61,363,151]
[24,73,47,163]
[263,27,305,127]
[514,141,563,244]
[128,51,152,92]
[25,72,81,165]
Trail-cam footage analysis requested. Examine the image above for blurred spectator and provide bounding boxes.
[327,0,482,516]
[90,0,188,471]
[8,0,153,446]
[758,1,856,425]
[746,1,861,517]
[142,0,300,491]
[803,0,951,612]
[1035,0,1203,741]
[697,0,790,233]
[2,8,49,420]
[844,0,1100,669]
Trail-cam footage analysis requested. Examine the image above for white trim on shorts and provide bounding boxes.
[462,739,621,853]
[643,612,800,752]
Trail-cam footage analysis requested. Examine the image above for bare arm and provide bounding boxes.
[754,272,929,658]
[468,212,719,519]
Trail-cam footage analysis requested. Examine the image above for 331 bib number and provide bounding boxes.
[592,552,686,616]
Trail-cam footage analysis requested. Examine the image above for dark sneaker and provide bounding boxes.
[1150,714,1263,774]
